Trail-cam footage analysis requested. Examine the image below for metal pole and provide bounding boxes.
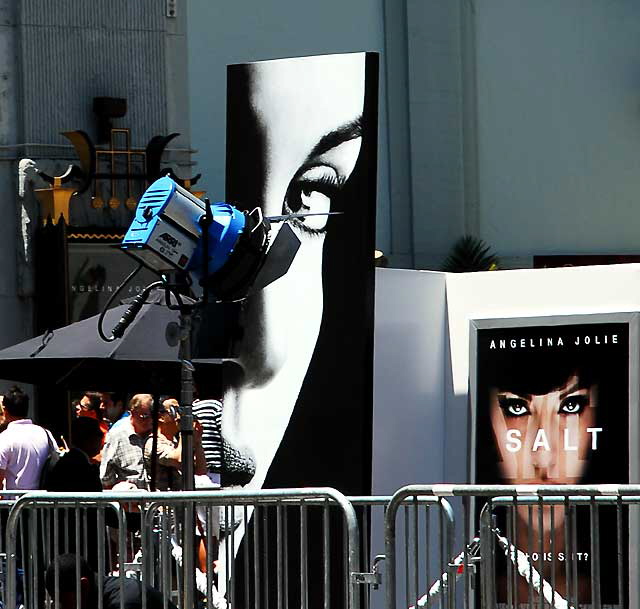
[479,501,496,609]
[179,308,196,490]
[179,307,196,609]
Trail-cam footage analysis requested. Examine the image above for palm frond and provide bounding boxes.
[442,235,499,272]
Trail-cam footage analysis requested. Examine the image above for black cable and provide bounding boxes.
[99,267,190,343]
[98,263,144,342]
[163,275,187,311]
[108,280,165,339]
[164,275,174,309]
[98,263,168,342]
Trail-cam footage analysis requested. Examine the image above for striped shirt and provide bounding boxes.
[191,399,223,473]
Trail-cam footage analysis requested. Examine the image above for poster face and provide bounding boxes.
[473,317,632,606]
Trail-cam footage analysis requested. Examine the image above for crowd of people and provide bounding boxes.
[0,385,225,608]
[0,387,223,494]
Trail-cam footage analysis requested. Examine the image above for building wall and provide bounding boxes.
[401,0,640,269]
[0,0,633,356]
[474,0,640,267]
[0,0,191,350]
[404,0,477,269]
[18,1,168,148]
[0,0,29,349]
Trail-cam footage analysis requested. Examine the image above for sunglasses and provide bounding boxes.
[159,405,179,418]
[133,412,152,420]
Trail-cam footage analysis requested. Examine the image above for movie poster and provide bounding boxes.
[471,316,635,607]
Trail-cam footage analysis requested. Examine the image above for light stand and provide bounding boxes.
[178,303,196,609]
[178,197,213,609]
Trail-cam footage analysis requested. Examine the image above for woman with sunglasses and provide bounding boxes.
[143,398,207,491]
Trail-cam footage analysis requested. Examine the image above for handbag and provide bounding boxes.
[38,428,63,489]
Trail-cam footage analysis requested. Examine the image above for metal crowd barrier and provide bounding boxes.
[348,496,445,609]
[383,488,457,609]
[383,484,640,609]
[4,488,361,609]
[0,490,435,609]
[0,485,638,609]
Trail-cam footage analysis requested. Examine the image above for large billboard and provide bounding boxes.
[223,51,378,608]
[471,314,638,607]
[225,51,378,494]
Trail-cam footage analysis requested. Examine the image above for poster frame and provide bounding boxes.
[468,311,640,606]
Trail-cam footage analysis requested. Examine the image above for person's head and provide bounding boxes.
[45,554,96,609]
[77,392,101,420]
[129,393,154,435]
[71,417,103,459]
[193,370,222,402]
[224,53,369,490]
[158,398,179,438]
[2,386,29,420]
[99,391,126,423]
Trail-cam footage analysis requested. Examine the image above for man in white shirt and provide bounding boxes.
[0,386,50,490]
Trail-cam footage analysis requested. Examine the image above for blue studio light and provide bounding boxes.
[121,177,246,285]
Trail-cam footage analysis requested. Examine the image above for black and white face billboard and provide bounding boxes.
[222,52,378,608]
[225,49,377,493]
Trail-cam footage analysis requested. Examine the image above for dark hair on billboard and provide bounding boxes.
[193,367,222,400]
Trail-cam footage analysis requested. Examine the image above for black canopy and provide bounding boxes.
[0,297,223,393]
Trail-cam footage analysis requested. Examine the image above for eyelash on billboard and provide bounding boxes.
[497,397,529,416]
[283,172,345,235]
[558,395,588,415]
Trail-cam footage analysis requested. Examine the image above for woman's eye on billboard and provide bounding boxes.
[497,395,530,417]
[283,123,362,234]
[284,168,340,234]
[559,394,587,414]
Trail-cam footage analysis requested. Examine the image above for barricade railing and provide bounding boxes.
[4,488,361,609]
[480,488,640,609]
[347,495,404,609]
[383,488,456,609]
[2,485,638,609]
[383,484,640,609]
